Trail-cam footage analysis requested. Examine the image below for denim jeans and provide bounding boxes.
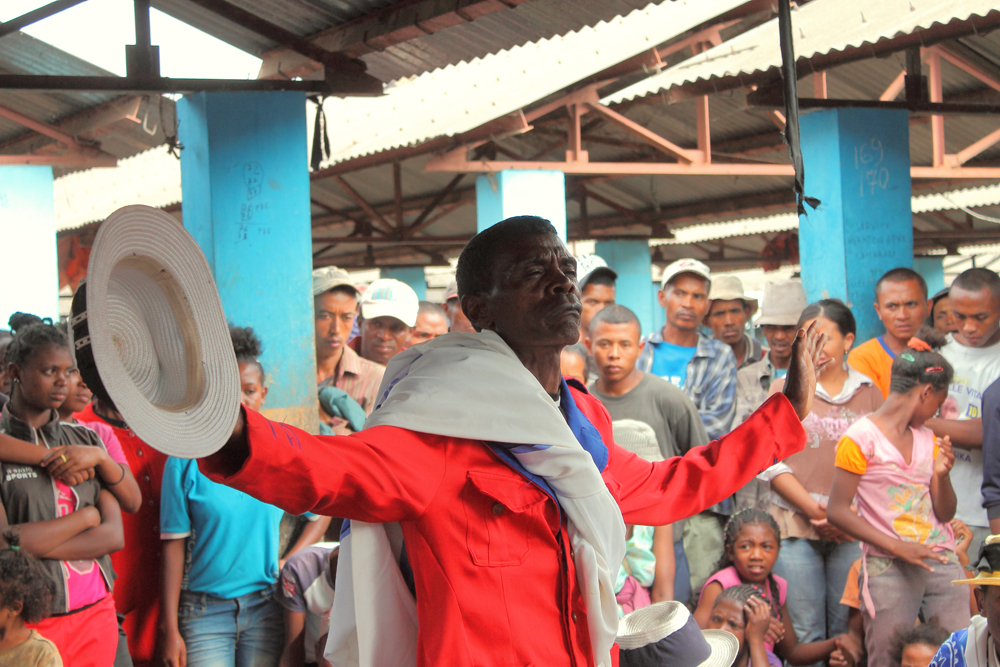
[861,556,970,667]
[773,538,861,667]
[179,587,284,667]
[673,539,691,605]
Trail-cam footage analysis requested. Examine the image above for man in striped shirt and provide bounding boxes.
[313,267,385,434]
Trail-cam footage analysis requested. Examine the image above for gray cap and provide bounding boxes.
[576,254,617,289]
[757,279,807,326]
[312,266,357,297]
[612,419,664,463]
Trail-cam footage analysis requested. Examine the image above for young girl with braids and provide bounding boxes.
[828,327,971,667]
[694,508,859,666]
[0,315,123,667]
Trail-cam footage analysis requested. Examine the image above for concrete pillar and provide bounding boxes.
[0,167,58,325]
[177,91,317,431]
[595,239,656,336]
[381,267,427,300]
[914,256,946,295]
[798,108,913,343]
[475,170,566,240]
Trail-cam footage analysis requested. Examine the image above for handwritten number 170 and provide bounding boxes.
[854,139,889,197]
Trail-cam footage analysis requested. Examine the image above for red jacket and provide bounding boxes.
[200,387,804,667]
[76,404,168,667]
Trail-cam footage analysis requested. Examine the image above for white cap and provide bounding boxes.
[360,279,419,328]
[576,254,617,288]
[660,258,711,289]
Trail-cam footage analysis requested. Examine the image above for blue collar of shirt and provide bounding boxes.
[643,329,717,360]
[487,378,608,507]
[876,335,897,359]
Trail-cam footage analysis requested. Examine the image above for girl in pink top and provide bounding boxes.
[693,509,858,666]
[828,328,971,667]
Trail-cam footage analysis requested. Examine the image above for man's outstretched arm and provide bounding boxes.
[614,323,826,526]
[199,408,447,523]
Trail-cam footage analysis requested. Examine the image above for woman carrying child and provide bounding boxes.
[828,327,971,667]
[762,300,882,658]
[0,315,124,666]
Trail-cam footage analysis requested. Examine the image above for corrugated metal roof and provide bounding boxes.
[0,32,119,145]
[315,0,748,166]
[604,0,1000,104]
[54,145,181,231]
[151,0,679,83]
[913,183,1000,212]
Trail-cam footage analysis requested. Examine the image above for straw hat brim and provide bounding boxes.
[71,205,240,458]
[953,571,1000,586]
[701,629,741,667]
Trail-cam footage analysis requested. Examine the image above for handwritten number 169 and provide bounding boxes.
[854,139,889,197]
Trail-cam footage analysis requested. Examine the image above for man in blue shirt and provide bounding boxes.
[637,258,737,440]
[636,258,738,602]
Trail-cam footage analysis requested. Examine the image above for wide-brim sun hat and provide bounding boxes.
[70,205,240,458]
[618,601,739,667]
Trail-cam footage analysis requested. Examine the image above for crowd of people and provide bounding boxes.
[1,235,1000,667]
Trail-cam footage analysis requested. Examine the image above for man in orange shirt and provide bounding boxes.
[848,267,931,397]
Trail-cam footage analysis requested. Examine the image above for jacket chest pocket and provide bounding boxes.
[461,469,549,567]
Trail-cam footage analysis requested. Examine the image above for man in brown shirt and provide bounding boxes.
[313,267,384,433]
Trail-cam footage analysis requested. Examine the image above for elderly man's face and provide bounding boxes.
[464,234,581,349]
[976,585,1000,640]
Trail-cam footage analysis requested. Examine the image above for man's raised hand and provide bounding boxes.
[782,320,828,421]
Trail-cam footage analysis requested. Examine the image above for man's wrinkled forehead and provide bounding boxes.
[494,234,575,285]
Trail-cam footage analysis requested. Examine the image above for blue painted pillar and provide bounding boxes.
[178,91,317,431]
[914,256,946,295]
[475,170,566,240]
[799,108,913,343]
[595,239,655,336]
[0,167,58,325]
[381,267,427,300]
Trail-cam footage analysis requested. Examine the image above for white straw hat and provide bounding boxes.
[618,601,739,667]
[69,205,240,458]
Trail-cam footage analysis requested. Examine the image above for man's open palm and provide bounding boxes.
[782,320,828,421]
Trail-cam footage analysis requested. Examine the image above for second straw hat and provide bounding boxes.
[70,205,240,458]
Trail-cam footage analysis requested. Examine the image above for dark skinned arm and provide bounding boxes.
[42,445,142,514]
[0,433,95,486]
[279,610,307,667]
[930,438,957,523]
[775,602,844,665]
[828,468,949,570]
[0,495,100,557]
[926,418,982,448]
[43,489,124,559]
[160,538,187,667]
[650,526,675,603]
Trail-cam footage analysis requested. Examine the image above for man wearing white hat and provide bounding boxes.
[704,275,762,370]
[353,278,419,367]
[637,259,737,441]
[80,211,828,667]
[575,254,618,343]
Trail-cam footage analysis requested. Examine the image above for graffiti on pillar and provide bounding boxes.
[854,139,889,197]
[243,162,263,200]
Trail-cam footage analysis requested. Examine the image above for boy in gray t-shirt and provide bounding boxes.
[277,545,337,666]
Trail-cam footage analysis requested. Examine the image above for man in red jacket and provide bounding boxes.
[200,216,823,667]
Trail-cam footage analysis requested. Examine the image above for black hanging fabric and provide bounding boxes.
[777,0,819,215]
[310,95,331,172]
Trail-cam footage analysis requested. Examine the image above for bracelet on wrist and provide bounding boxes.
[107,463,126,486]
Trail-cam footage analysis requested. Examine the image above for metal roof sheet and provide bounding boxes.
[604,0,1000,104]
[0,32,119,144]
[315,0,748,167]
[53,145,181,231]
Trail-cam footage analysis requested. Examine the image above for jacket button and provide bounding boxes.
[492,503,504,515]
[571,612,578,622]
[136,449,144,457]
